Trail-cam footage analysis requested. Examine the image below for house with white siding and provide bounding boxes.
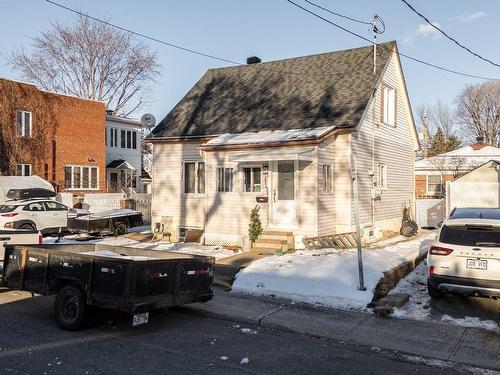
[148,41,419,248]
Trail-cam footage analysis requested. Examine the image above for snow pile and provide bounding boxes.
[390,262,500,332]
[232,233,436,310]
[441,315,499,331]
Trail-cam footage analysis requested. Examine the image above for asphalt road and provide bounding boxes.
[0,290,461,375]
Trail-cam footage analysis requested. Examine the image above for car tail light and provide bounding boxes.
[429,246,453,256]
[428,266,435,276]
[38,235,43,245]
[0,213,18,217]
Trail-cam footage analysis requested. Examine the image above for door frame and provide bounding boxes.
[269,160,299,229]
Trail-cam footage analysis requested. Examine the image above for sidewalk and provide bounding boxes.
[182,289,500,371]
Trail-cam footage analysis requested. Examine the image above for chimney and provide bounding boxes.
[246,56,261,65]
[471,136,488,150]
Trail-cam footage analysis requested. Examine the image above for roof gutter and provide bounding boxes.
[146,135,217,144]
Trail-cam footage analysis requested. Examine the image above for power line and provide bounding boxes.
[304,0,385,34]
[400,0,500,68]
[45,0,241,65]
[286,0,500,81]
[43,0,371,81]
[303,0,371,26]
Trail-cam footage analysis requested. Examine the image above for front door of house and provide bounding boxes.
[271,160,298,227]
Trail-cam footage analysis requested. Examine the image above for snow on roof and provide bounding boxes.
[415,144,500,170]
[203,126,335,147]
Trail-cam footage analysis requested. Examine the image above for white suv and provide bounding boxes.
[427,208,500,299]
[0,199,71,235]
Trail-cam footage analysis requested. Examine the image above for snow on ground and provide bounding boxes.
[43,234,236,260]
[390,262,500,332]
[232,232,437,311]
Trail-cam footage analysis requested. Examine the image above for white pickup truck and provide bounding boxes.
[0,229,42,273]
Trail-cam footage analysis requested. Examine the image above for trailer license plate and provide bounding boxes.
[132,312,149,326]
[466,259,487,270]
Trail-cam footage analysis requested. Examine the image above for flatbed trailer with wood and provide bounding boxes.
[1,244,214,330]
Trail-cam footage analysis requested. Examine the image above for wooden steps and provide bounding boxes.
[251,230,295,255]
[302,232,358,249]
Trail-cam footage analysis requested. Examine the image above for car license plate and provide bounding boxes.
[466,259,487,270]
[132,312,149,326]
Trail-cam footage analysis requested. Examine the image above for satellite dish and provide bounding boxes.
[141,113,156,128]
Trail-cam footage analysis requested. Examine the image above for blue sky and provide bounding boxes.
[1,0,499,124]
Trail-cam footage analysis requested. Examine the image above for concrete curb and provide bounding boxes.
[181,291,500,371]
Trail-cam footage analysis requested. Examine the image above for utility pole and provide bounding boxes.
[352,155,366,291]
[372,14,378,75]
[423,115,429,158]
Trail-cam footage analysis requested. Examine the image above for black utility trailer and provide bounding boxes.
[68,209,144,236]
[1,244,214,330]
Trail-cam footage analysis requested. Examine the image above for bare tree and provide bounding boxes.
[9,15,160,116]
[456,81,500,147]
[428,155,472,194]
[430,99,456,140]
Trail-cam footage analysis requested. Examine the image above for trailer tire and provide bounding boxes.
[54,285,86,331]
[19,223,36,231]
[114,223,128,237]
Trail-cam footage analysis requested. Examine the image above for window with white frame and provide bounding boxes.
[16,110,32,137]
[377,164,387,189]
[16,164,31,176]
[216,167,234,192]
[382,86,396,126]
[242,167,261,193]
[64,166,99,189]
[183,161,205,194]
[322,164,333,193]
[426,175,443,194]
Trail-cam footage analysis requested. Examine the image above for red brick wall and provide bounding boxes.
[415,173,455,198]
[52,95,106,193]
[0,78,106,193]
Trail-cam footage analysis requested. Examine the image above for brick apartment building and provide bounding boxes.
[0,78,106,194]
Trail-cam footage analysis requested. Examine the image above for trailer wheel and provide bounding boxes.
[19,223,36,230]
[114,223,128,236]
[54,285,86,331]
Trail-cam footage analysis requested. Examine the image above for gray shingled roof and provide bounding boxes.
[151,41,396,139]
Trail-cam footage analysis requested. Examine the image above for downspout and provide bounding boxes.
[371,14,377,227]
[371,89,376,227]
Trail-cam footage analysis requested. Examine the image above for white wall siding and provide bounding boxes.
[298,157,318,237]
[351,52,416,232]
[151,142,205,239]
[317,134,351,236]
[203,150,269,237]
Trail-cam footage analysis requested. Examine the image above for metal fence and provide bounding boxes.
[416,198,446,228]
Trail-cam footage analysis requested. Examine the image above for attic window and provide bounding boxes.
[381,85,396,126]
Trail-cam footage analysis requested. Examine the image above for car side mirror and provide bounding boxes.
[437,221,443,228]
